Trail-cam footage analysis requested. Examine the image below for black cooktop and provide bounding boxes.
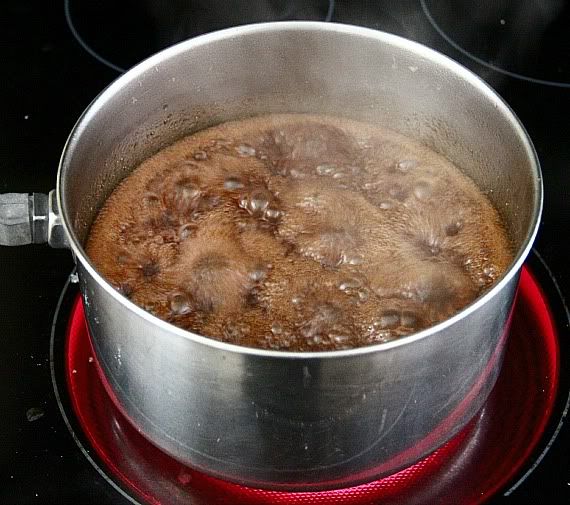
[1,1,569,504]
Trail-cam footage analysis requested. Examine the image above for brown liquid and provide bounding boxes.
[86,114,513,351]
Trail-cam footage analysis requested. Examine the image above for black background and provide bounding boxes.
[1,1,568,503]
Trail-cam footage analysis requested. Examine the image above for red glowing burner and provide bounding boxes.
[65,267,559,504]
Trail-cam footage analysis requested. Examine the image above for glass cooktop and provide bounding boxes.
[1,1,569,503]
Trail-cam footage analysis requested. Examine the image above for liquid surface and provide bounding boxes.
[86,114,513,351]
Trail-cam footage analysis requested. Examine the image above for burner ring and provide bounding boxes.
[50,252,567,504]
[421,0,570,88]
[64,0,336,73]
[503,250,570,496]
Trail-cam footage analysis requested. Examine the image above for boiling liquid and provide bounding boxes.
[86,114,513,351]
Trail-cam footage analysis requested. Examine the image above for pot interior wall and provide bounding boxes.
[60,24,539,262]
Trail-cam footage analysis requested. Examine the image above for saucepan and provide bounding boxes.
[0,22,541,490]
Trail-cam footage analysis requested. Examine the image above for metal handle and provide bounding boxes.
[0,190,68,248]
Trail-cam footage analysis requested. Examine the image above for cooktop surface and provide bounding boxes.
[1,1,569,504]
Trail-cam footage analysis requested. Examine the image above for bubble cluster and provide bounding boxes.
[86,114,513,351]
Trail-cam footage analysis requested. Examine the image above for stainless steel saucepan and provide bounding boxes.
[0,22,542,490]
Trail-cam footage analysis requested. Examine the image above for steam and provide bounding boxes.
[146,0,334,47]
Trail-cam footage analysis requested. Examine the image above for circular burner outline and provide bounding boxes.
[64,0,336,73]
[64,0,124,73]
[50,274,140,504]
[50,251,570,504]
[420,0,570,88]
[503,250,570,495]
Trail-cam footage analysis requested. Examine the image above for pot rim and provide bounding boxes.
[57,21,543,359]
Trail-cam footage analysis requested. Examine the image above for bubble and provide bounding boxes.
[178,160,201,172]
[478,265,499,286]
[400,310,418,328]
[367,328,394,343]
[177,223,193,241]
[375,310,400,329]
[224,322,250,341]
[210,138,232,149]
[316,164,336,176]
[193,150,208,160]
[413,267,478,319]
[357,287,370,302]
[362,181,381,191]
[445,219,464,236]
[271,323,283,335]
[389,184,408,201]
[300,229,358,268]
[185,253,255,314]
[330,333,349,344]
[170,292,192,315]
[246,286,263,307]
[428,244,441,256]
[199,195,221,211]
[339,278,362,291]
[236,144,256,157]
[413,180,433,201]
[263,208,282,223]
[291,295,303,306]
[143,192,160,206]
[224,177,245,190]
[344,253,364,266]
[298,194,324,212]
[276,336,292,349]
[289,168,307,179]
[248,194,271,215]
[379,201,395,210]
[179,183,201,200]
[299,303,340,339]
[173,179,202,212]
[249,266,267,282]
[240,189,271,217]
[483,265,497,277]
[396,159,418,172]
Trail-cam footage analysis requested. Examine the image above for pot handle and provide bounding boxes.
[0,190,68,248]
